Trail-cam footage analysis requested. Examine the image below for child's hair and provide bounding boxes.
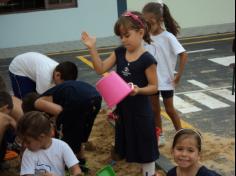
[0,91,13,110]
[17,111,51,139]
[142,2,180,36]
[172,129,202,152]
[0,76,7,92]
[54,61,78,81]
[114,11,152,44]
[21,92,40,113]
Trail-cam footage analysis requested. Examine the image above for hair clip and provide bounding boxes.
[123,11,144,28]
[156,0,164,7]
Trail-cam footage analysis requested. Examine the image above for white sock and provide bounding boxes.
[142,162,155,176]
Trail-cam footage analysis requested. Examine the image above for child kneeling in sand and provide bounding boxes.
[17,111,83,176]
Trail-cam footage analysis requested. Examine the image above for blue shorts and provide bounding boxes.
[9,71,36,99]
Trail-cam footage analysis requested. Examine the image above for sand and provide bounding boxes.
[0,109,235,176]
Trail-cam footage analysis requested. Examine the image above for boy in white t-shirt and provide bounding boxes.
[9,52,78,99]
[17,111,83,176]
[9,52,59,99]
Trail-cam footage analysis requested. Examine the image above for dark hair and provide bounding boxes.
[0,91,13,110]
[172,129,202,152]
[17,111,51,139]
[114,11,152,44]
[54,61,78,81]
[142,3,180,36]
[22,92,40,113]
[0,76,7,92]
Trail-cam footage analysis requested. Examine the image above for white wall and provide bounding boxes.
[128,0,235,35]
[0,0,118,48]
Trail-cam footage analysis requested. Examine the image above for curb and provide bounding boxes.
[156,155,174,174]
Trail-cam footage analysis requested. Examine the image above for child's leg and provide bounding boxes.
[83,97,102,143]
[142,162,156,176]
[58,111,85,157]
[151,94,162,131]
[9,72,36,99]
[0,117,8,164]
[162,91,182,131]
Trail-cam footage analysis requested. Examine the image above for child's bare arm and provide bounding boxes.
[10,96,24,122]
[69,164,83,176]
[131,64,158,96]
[0,112,16,145]
[0,112,17,129]
[81,32,116,74]
[174,52,188,86]
[35,97,63,116]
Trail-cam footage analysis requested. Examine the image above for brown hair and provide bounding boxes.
[21,92,40,113]
[142,2,180,36]
[172,129,202,152]
[114,11,152,44]
[17,111,51,139]
[0,91,13,110]
[54,61,78,81]
[0,76,7,92]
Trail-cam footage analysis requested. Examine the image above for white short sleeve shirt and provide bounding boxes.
[145,31,186,90]
[20,138,79,176]
[9,52,58,94]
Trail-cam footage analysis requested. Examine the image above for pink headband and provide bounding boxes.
[122,11,145,28]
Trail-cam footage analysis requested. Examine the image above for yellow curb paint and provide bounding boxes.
[77,56,109,76]
[179,32,235,41]
[161,109,195,129]
[47,33,234,56]
[182,37,234,46]
[77,55,195,130]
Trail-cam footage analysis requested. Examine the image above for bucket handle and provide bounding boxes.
[128,82,134,90]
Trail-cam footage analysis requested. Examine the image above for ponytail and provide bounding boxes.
[163,4,180,36]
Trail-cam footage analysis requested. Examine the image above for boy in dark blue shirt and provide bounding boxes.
[34,81,101,159]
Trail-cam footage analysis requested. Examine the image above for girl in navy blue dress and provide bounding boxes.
[81,11,159,176]
[168,129,221,176]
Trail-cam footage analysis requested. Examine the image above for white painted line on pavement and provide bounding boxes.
[200,70,217,74]
[187,48,215,54]
[175,86,232,95]
[210,89,235,103]
[185,92,230,109]
[209,56,235,66]
[174,96,202,114]
[188,80,209,89]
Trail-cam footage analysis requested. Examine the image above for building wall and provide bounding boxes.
[0,0,235,49]
[0,0,118,48]
[128,0,235,36]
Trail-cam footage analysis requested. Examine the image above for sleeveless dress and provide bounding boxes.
[114,47,159,163]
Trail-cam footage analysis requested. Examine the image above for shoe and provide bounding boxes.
[158,134,166,147]
[110,147,124,161]
[3,150,18,161]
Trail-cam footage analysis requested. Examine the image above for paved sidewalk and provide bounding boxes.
[0,36,121,59]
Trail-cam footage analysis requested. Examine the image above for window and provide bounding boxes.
[0,0,77,14]
[45,0,76,9]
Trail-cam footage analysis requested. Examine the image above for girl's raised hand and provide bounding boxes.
[81,32,96,49]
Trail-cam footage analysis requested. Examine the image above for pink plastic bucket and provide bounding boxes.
[96,71,133,109]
